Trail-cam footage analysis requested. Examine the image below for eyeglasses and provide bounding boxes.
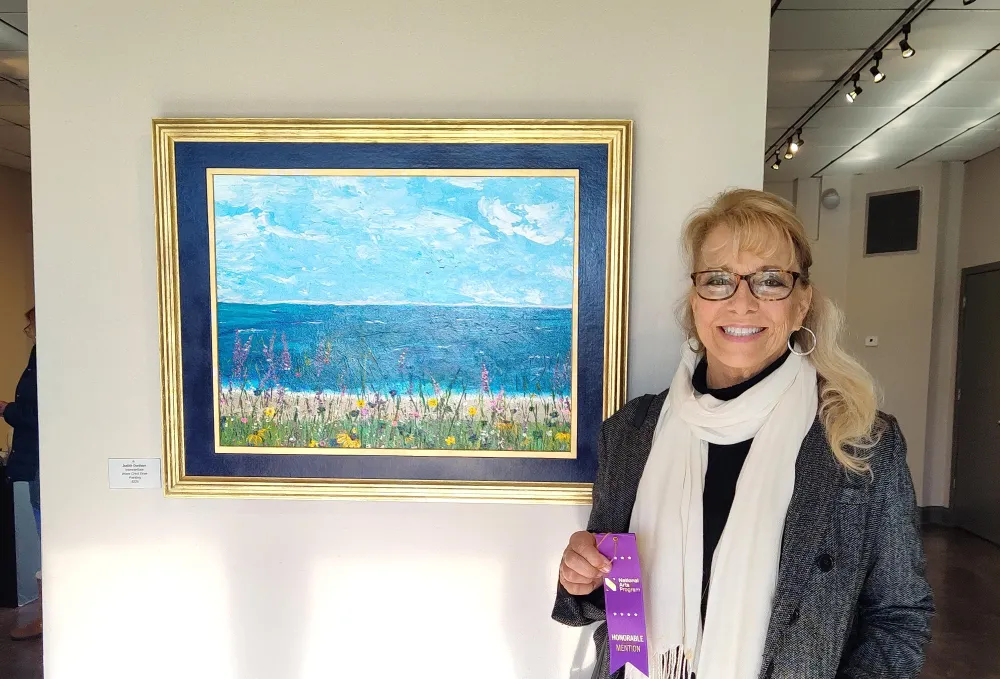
[691,269,803,301]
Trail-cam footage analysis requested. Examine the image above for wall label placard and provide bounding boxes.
[108,458,162,489]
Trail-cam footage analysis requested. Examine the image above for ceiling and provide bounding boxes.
[767,0,1000,180]
[0,2,996,177]
[0,0,26,171]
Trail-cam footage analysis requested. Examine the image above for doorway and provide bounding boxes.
[952,261,1000,545]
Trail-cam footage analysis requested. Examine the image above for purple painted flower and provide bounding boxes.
[231,332,253,382]
[280,333,292,371]
[481,362,491,395]
[491,387,506,413]
[257,333,278,391]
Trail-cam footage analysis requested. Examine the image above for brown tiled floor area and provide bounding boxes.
[921,526,1000,678]
[0,527,995,678]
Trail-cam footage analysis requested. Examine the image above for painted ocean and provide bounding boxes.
[217,302,572,397]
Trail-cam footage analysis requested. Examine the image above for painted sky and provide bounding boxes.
[212,173,577,307]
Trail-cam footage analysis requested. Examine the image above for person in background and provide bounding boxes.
[1,307,41,640]
[552,191,932,679]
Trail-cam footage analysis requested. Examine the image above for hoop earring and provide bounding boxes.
[686,336,702,352]
[788,327,817,356]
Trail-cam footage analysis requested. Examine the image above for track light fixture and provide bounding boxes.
[771,154,781,171]
[870,51,886,83]
[900,24,915,59]
[846,73,862,103]
[784,138,796,160]
[795,129,805,149]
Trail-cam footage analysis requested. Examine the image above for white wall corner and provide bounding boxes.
[808,175,850,311]
[924,161,965,508]
[793,177,821,241]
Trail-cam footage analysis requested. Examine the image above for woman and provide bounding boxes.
[1,307,41,640]
[553,190,932,679]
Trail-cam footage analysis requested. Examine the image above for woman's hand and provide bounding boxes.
[559,531,613,595]
[0,401,7,416]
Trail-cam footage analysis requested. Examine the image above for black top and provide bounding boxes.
[3,346,39,483]
[694,350,790,620]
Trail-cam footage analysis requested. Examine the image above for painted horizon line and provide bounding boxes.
[216,300,575,310]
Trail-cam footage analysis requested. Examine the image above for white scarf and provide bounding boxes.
[625,346,817,679]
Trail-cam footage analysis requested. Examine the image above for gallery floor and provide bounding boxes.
[0,526,996,679]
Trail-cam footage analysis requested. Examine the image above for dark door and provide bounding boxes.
[953,264,1000,544]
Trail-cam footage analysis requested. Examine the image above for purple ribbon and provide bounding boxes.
[596,533,649,677]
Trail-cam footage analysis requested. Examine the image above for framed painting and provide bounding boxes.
[153,118,632,502]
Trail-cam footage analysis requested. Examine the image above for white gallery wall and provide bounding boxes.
[28,1,770,678]
[845,164,946,505]
[783,163,967,508]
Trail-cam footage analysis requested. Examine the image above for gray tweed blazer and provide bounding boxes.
[552,390,933,679]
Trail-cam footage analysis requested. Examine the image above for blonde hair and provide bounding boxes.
[680,189,881,474]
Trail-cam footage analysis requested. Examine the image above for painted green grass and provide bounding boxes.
[218,388,572,452]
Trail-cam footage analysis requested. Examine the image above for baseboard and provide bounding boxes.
[921,505,955,527]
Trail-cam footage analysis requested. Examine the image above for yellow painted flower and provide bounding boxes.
[445,436,456,446]
[247,432,264,445]
[356,399,366,408]
[555,432,571,443]
[497,420,516,433]
[427,398,439,408]
[308,439,319,448]
[336,431,361,449]
[263,407,276,418]
[405,434,415,444]
[468,406,478,416]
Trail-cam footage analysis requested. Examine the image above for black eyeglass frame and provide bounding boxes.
[690,269,805,301]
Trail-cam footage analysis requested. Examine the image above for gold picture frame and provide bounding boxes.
[153,118,632,502]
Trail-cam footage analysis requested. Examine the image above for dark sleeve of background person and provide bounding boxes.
[3,347,38,431]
